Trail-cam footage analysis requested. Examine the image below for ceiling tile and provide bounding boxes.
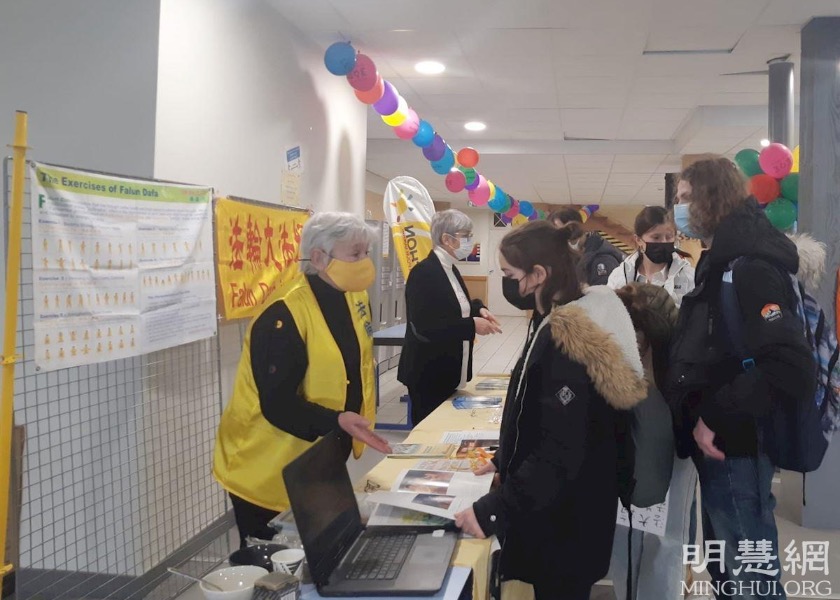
[611,155,666,172]
[648,0,768,30]
[625,92,699,109]
[758,0,840,26]
[646,27,746,52]
[562,109,622,139]
[551,28,649,57]
[457,28,553,58]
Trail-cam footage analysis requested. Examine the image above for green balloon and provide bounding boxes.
[459,167,477,186]
[765,197,797,230]
[735,148,763,177]
[780,173,799,203]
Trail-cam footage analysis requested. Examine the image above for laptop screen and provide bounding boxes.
[283,432,363,584]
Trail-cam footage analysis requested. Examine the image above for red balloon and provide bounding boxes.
[355,76,384,104]
[504,200,520,219]
[750,173,781,205]
[346,54,378,92]
[457,147,480,168]
[445,169,467,193]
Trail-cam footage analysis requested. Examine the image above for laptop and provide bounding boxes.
[283,432,458,596]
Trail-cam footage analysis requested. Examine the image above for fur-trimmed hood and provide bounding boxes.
[788,233,827,292]
[545,286,648,410]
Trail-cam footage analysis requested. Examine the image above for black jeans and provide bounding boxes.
[408,386,455,426]
[229,493,279,548]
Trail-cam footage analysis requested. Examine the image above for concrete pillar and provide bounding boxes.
[780,17,840,530]
[768,59,795,148]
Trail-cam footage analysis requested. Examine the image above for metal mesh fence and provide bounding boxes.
[3,157,228,599]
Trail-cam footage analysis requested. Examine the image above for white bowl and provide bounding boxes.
[199,565,268,600]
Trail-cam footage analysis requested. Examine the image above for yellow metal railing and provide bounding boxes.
[0,111,28,586]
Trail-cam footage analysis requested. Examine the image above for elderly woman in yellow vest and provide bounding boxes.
[214,211,392,547]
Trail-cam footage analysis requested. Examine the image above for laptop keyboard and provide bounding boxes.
[345,533,417,581]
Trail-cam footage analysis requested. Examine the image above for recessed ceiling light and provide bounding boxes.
[760,138,771,147]
[414,61,445,75]
[464,121,486,132]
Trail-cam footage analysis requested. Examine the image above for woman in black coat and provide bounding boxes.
[397,209,501,425]
[455,221,647,600]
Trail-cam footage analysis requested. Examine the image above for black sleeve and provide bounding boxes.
[472,355,590,536]
[250,301,342,441]
[699,260,816,430]
[470,298,486,318]
[405,264,475,343]
[588,254,622,286]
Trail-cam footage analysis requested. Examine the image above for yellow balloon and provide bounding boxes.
[791,145,800,174]
[381,96,408,126]
[487,180,496,199]
[512,214,529,227]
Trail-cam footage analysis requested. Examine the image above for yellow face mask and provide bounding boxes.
[325,256,375,292]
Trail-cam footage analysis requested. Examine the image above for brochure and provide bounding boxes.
[475,378,510,391]
[387,443,455,459]
[367,503,452,528]
[452,396,502,410]
[368,469,493,520]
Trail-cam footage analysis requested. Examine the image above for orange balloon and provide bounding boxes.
[457,147,479,168]
[355,76,385,104]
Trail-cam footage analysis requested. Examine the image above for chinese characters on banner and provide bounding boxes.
[30,162,217,372]
[214,197,309,320]
[616,495,669,537]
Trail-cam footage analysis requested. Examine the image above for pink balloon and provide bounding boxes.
[504,200,520,219]
[393,109,419,139]
[346,54,378,92]
[759,143,793,179]
[445,169,466,193]
[468,175,490,205]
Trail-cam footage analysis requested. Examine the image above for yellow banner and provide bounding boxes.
[383,176,436,279]
[215,197,309,320]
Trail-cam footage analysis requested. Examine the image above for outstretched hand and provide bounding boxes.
[338,412,392,454]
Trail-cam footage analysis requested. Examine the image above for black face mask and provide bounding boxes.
[502,275,536,311]
[643,242,675,265]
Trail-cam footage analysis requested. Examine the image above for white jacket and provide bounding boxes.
[607,252,695,307]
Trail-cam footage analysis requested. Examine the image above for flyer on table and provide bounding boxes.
[30,162,217,371]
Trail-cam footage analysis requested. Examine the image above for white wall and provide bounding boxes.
[0,0,171,579]
[154,0,368,214]
[0,1,160,176]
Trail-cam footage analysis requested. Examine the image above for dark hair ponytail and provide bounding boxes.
[500,221,583,310]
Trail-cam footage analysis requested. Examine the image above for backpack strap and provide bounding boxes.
[719,259,756,372]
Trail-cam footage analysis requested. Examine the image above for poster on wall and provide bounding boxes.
[383,176,436,279]
[30,162,217,372]
[457,243,480,263]
[214,196,309,320]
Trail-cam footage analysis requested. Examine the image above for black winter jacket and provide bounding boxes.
[581,232,625,286]
[665,200,816,457]
[397,251,485,397]
[472,287,647,588]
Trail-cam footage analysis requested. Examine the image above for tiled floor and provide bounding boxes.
[172,315,840,600]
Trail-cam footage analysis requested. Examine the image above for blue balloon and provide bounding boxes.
[431,147,455,174]
[324,42,356,76]
[519,201,534,217]
[412,120,435,148]
[488,188,510,212]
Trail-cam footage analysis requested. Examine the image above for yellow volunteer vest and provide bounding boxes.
[213,273,376,512]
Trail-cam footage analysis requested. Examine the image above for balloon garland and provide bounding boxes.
[325,42,597,227]
[735,143,800,230]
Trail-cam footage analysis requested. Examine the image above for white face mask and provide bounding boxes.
[569,240,581,251]
[453,237,474,260]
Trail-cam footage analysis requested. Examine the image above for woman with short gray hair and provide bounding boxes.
[398,209,502,425]
[215,211,391,547]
